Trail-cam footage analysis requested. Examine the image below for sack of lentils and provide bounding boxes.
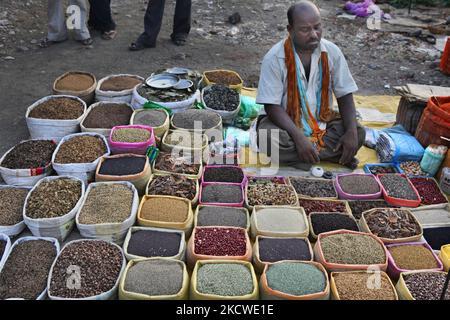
[253,236,313,274]
[386,242,443,280]
[26,95,87,142]
[360,208,423,244]
[76,182,139,244]
[95,74,144,103]
[202,165,246,185]
[202,85,241,124]
[81,102,134,137]
[119,258,189,300]
[260,261,330,300]
[250,206,309,239]
[137,195,194,235]
[194,205,250,232]
[53,71,97,104]
[109,125,155,155]
[288,176,337,199]
[130,108,170,140]
[162,130,209,164]
[190,260,259,300]
[123,226,186,261]
[409,177,449,209]
[153,151,202,179]
[0,186,31,237]
[96,154,151,196]
[0,139,56,186]
[396,271,450,300]
[186,226,252,269]
[330,271,398,300]
[308,212,359,241]
[0,236,59,300]
[146,173,199,204]
[314,229,388,272]
[170,109,223,142]
[203,69,244,92]
[246,184,299,211]
[48,239,125,300]
[52,132,110,184]
[23,176,85,242]
[200,182,244,207]
[0,233,11,271]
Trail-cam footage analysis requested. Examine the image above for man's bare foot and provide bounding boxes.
[345,158,359,170]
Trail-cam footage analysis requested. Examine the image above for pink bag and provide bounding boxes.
[109,125,155,155]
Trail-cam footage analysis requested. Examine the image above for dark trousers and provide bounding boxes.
[88,0,116,32]
[137,0,191,46]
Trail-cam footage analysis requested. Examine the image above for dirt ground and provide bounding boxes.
[0,0,450,154]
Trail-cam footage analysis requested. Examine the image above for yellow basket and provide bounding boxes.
[202,69,243,92]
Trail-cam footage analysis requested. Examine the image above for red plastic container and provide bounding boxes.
[377,174,421,208]
[199,182,245,207]
[109,125,155,155]
[334,173,382,200]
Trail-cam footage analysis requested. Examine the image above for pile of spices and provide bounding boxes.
[364,208,421,240]
[197,263,253,296]
[127,229,181,258]
[290,177,336,198]
[137,84,193,103]
[132,109,167,127]
[0,241,6,261]
[399,161,427,176]
[0,240,56,300]
[298,199,348,215]
[203,166,244,183]
[194,227,247,256]
[256,208,307,233]
[55,135,107,164]
[55,73,94,91]
[172,109,221,130]
[247,184,297,207]
[111,127,150,143]
[29,97,84,120]
[248,176,286,185]
[100,76,142,91]
[423,227,450,250]
[333,272,397,300]
[203,85,240,111]
[197,206,247,228]
[265,262,326,296]
[403,272,450,300]
[147,175,196,200]
[78,184,133,224]
[165,131,205,149]
[49,240,123,299]
[310,213,359,235]
[348,200,396,220]
[338,175,380,195]
[320,233,386,265]
[409,178,448,205]
[258,238,311,262]
[99,156,146,176]
[1,140,55,169]
[0,188,29,226]
[201,184,243,204]
[82,103,132,128]
[379,175,419,200]
[25,178,82,219]
[388,245,439,270]
[140,197,188,223]
[124,260,183,296]
[154,152,200,175]
[367,165,398,175]
[204,70,242,86]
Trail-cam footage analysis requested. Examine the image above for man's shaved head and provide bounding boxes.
[287,1,322,52]
[287,1,321,26]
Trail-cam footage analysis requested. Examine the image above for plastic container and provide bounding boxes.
[122,226,186,261]
[395,270,449,300]
[334,173,382,200]
[52,71,97,104]
[199,182,245,207]
[363,163,400,175]
[25,95,87,142]
[109,125,156,155]
[130,108,170,140]
[440,244,450,272]
[440,167,450,195]
[201,165,247,185]
[193,205,250,232]
[360,208,423,244]
[410,177,449,209]
[0,139,55,186]
[47,239,125,300]
[386,242,443,280]
[0,186,31,237]
[202,69,244,92]
[421,145,447,177]
[259,261,330,300]
[95,74,144,103]
[190,260,259,300]
[118,258,189,300]
[23,176,85,242]
[201,85,241,124]
[186,226,252,269]
[287,176,338,199]
[0,233,11,271]
[314,229,388,273]
[377,173,421,207]
[395,162,432,177]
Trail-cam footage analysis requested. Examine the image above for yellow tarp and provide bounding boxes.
[238,92,401,170]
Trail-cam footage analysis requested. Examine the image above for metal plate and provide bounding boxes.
[146,74,180,89]
[173,79,193,90]
[165,67,190,75]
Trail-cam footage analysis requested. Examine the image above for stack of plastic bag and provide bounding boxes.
[376,125,425,163]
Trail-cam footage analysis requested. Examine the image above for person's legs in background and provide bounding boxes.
[130,0,165,50]
[88,0,116,39]
[41,0,68,47]
[70,0,92,44]
[171,0,191,46]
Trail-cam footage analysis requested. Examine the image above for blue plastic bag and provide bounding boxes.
[376,125,424,163]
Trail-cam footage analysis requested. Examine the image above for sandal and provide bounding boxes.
[79,38,93,46]
[129,41,155,51]
[101,30,117,40]
[39,38,59,48]
[171,34,187,46]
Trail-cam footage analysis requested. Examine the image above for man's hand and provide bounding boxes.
[334,129,358,165]
[293,133,320,164]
